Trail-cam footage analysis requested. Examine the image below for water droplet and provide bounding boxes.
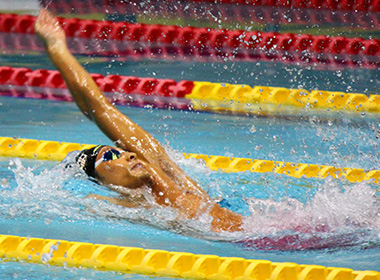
[250,125,257,133]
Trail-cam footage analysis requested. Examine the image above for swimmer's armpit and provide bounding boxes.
[86,194,141,208]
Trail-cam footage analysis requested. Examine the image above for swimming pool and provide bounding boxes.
[2,79,380,272]
[1,3,380,279]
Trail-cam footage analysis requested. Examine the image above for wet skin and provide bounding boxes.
[35,9,243,232]
[94,146,153,189]
[94,146,244,232]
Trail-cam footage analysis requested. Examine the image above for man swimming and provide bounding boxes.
[35,9,243,232]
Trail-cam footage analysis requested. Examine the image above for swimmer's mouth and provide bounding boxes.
[131,163,144,170]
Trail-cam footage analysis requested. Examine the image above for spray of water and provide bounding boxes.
[241,177,380,250]
[1,152,380,250]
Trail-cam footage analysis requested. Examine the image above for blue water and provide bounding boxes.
[2,94,380,274]
[1,8,380,278]
[3,95,380,169]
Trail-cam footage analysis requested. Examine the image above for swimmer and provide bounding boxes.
[34,9,243,232]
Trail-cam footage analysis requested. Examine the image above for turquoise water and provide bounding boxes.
[1,29,380,277]
[2,93,380,274]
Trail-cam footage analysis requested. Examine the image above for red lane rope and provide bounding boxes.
[0,66,194,110]
[42,0,380,13]
[183,0,380,12]
[42,0,380,28]
[0,13,379,68]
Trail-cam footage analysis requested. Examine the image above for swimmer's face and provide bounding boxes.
[94,146,152,189]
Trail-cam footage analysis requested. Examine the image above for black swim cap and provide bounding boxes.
[75,145,105,178]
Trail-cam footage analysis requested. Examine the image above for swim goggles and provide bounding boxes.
[94,149,122,168]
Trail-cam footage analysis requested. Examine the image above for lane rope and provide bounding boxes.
[41,0,380,27]
[183,0,380,12]
[0,234,378,278]
[1,66,380,116]
[0,13,379,68]
[1,137,379,183]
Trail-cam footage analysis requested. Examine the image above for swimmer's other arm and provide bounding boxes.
[86,194,144,208]
[88,194,243,232]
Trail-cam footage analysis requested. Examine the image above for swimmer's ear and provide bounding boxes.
[64,160,100,183]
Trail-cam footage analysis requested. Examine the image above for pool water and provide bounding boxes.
[1,17,380,278]
[2,92,380,273]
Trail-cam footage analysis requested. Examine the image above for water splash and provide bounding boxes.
[1,155,380,250]
[0,153,218,239]
[0,156,90,221]
[242,177,380,250]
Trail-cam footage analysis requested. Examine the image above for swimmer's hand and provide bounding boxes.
[35,9,66,48]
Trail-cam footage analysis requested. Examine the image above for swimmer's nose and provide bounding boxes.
[122,152,137,161]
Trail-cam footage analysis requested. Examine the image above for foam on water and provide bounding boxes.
[0,156,90,222]
[1,151,380,250]
[241,178,380,250]
[245,178,380,233]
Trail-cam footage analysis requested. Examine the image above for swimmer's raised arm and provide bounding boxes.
[35,10,90,118]
[35,9,243,232]
[35,9,163,163]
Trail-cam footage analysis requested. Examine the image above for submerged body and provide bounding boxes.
[35,9,242,232]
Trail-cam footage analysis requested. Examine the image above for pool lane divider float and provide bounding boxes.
[1,136,380,183]
[43,0,380,31]
[1,66,380,116]
[0,234,378,279]
[41,0,380,14]
[0,13,379,68]
[182,0,380,12]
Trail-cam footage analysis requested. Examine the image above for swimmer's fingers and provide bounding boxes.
[35,8,66,47]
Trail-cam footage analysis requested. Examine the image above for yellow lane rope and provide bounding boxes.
[0,137,379,183]
[186,82,380,115]
[1,66,380,116]
[0,234,378,279]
